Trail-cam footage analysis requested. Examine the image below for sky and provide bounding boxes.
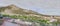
[0,0,60,15]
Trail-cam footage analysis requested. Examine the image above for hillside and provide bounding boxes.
[0,4,50,17]
[0,4,60,22]
[0,4,40,15]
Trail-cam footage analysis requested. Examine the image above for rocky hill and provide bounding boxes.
[0,4,60,22]
[0,4,40,15]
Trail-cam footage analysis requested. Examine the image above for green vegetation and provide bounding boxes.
[2,14,50,23]
[2,14,60,26]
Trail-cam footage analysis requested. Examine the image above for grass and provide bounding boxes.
[2,14,49,23]
[2,14,60,24]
